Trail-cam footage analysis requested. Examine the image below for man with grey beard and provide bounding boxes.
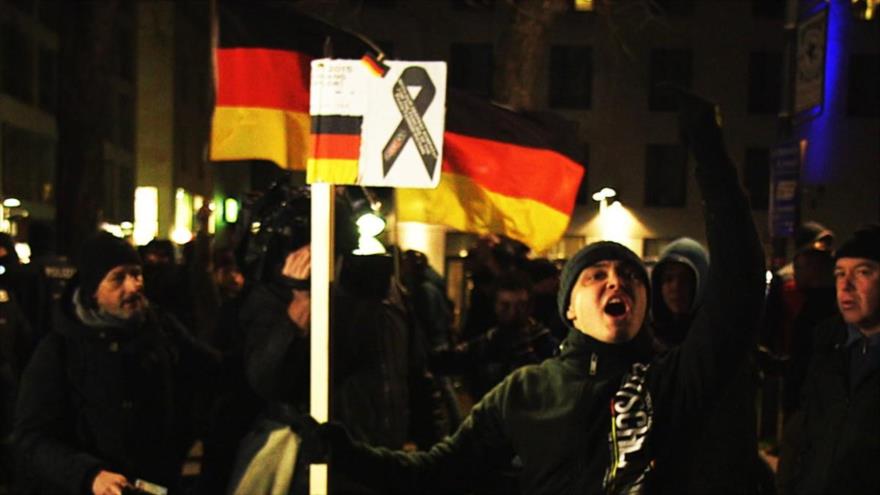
[13,232,217,495]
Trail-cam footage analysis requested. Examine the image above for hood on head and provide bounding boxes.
[650,237,709,321]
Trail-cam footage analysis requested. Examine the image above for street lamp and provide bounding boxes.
[591,187,617,213]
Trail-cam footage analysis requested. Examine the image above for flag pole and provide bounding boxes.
[310,181,333,495]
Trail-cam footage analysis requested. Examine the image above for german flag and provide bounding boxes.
[307,115,363,184]
[211,0,367,170]
[396,90,585,252]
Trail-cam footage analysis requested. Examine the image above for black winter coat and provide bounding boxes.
[329,115,766,494]
[784,316,880,495]
[13,292,218,494]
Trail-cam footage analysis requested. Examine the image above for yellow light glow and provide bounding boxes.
[574,0,594,11]
[134,187,159,246]
[173,188,193,244]
[224,198,239,223]
[207,201,216,234]
[14,242,30,264]
[170,226,193,245]
[2,198,21,208]
[100,223,124,238]
[585,201,650,257]
[396,222,447,276]
[193,195,203,215]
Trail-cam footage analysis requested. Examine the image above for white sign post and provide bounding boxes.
[308,58,445,495]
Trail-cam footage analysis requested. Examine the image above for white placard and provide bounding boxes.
[310,59,446,189]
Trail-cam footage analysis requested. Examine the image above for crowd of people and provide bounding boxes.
[0,94,877,495]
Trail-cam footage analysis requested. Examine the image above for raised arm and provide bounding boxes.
[669,88,766,404]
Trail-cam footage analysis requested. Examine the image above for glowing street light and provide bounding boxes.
[591,187,617,202]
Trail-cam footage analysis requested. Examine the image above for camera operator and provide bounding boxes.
[223,182,337,494]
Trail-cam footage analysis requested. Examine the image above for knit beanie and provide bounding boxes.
[557,241,649,326]
[78,232,142,301]
[834,225,880,263]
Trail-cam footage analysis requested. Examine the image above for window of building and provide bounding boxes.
[648,49,692,111]
[362,0,398,9]
[117,91,135,151]
[751,0,786,20]
[100,159,135,223]
[650,0,694,16]
[1,23,34,104]
[37,0,59,31]
[116,24,135,82]
[117,163,135,221]
[549,45,592,109]
[748,51,782,114]
[37,46,57,112]
[9,0,35,15]
[1,124,56,204]
[644,144,687,207]
[449,43,494,98]
[744,147,770,210]
[847,53,880,117]
[643,238,677,261]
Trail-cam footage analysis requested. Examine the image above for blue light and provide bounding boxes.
[801,0,847,184]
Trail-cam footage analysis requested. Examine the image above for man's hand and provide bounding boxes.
[282,245,311,281]
[288,289,311,332]
[656,83,723,158]
[92,470,130,495]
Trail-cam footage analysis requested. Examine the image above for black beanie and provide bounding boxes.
[557,241,649,326]
[834,225,880,263]
[78,232,142,300]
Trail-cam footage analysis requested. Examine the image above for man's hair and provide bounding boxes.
[493,270,533,300]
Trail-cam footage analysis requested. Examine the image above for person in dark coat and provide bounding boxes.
[316,90,765,494]
[12,232,218,495]
[650,237,768,494]
[431,270,559,401]
[1,288,32,491]
[779,225,880,495]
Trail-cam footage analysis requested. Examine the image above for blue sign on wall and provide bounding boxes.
[769,141,802,238]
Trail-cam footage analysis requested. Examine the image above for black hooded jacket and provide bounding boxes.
[326,111,766,494]
[650,239,762,494]
[12,282,218,494]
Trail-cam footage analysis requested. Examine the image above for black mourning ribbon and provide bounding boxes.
[382,66,438,178]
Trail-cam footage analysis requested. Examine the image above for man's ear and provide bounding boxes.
[566,304,576,321]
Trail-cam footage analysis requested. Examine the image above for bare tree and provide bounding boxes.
[492,0,662,111]
[493,0,569,110]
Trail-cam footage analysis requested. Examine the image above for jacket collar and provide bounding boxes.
[558,327,655,377]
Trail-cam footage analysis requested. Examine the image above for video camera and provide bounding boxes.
[235,178,311,289]
[234,175,357,289]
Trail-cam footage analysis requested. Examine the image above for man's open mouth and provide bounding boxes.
[604,297,628,317]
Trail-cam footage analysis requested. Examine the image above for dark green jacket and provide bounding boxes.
[330,118,765,494]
